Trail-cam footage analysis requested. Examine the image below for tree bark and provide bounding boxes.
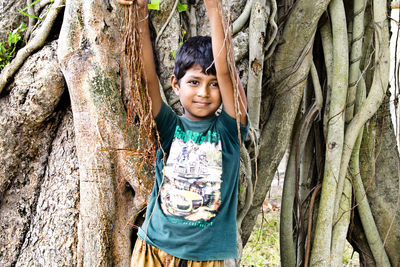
[371,98,400,266]
[310,0,348,264]
[16,107,79,266]
[57,1,150,265]
[247,0,267,130]
[0,40,65,266]
[242,0,331,244]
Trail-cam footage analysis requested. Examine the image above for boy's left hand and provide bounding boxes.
[203,0,218,9]
[116,0,133,5]
[116,0,148,8]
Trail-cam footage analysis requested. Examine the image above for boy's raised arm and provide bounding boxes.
[117,0,162,117]
[204,0,247,126]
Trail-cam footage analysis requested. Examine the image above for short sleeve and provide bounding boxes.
[217,109,249,144]
[154,102,178,148]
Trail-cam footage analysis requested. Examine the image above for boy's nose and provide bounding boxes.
[197,85,210,97]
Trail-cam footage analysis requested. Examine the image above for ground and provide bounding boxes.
[241,170,360,266]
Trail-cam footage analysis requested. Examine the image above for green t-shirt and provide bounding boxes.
[137,102,249,261]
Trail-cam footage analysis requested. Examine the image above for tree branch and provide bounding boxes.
[187,0,197,36]
[264,0,278,60]
[232,0,254,35]
[26,0,37,40]
[303,184,322,267]
[330,177,352,265]
[350,73,391,266]
[320,20,333,139]
[310,0,349,264]
[242,0,331,246]
[345,0,366,123]
[310,61,323,111]
[334,0,391,226]
[237,144,253,229]
[247,0,267,130]
[155,0,179,44]
[280,118,299,267]
[0,0,65,94]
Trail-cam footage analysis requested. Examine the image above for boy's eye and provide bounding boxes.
[210,82,219,88]
[189,80,199,85]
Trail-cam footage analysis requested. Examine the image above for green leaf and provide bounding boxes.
[171,50,177,59]
[18,23,27,32]
[147,0,160,10]
[1,23,27,71]
[8,34,20,47]
[17,9,42,21]
[19,0,41,12]
[177,1,187,12]
[0,43,6,53]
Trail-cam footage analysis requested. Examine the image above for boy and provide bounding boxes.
[117,0,248,265]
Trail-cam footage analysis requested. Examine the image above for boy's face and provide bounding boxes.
[171,64,221,121]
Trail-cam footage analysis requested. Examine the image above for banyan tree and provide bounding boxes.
[0,0,398,266]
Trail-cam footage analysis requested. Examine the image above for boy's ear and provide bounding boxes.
[171,75,180,96]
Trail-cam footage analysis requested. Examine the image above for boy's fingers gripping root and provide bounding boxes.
[116,0,134,5]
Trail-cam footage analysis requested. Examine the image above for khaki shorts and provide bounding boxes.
[131,238,224,267]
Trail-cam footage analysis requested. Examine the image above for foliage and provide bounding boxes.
[177,1,187,12]
[343,242,360,266]
[18,0,42,21]
[241,209,360,266]
[147,0,186,12]
[0,23,26,71]
[241,210,280,266]
[171,41,183,59]
[18,0,55,26]
[148,0,160,10]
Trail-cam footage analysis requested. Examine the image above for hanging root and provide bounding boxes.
[264,0,278,60]
[304,184,322,267]
[122,3,159,182]
[232,0,254,35]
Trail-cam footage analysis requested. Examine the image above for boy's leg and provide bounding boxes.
[130,238,178,267]
[183,260,224,267]
[131,238,224,267]
[131,238,160,267]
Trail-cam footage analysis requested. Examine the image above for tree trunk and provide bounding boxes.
[370,97,400,266]
[0,40,67,266]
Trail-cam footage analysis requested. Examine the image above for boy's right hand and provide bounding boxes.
[116,0,148,9]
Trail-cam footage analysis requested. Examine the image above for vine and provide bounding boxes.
[122,3,160,183]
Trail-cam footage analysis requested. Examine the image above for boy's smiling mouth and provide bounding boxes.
[193,101,210,106]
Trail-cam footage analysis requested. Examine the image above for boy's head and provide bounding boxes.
[173,36,216,82]
[171,36,221,121]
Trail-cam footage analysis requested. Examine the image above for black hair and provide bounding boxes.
[173,36,216,81]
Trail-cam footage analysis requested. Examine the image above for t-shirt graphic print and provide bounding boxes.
[161,125,222,225]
